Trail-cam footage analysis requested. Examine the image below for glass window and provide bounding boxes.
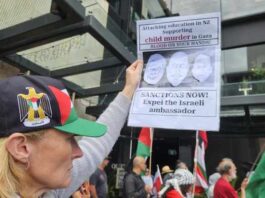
[17,33,114,71]
[76,93,117,114]
[0,0,52,30]
[222,44,265,82]
[142,0,166,18]
[63,65,125,89]
[221,0,265,20]
[222,81,265,96]
[162,0,265,20]
[221,106,245,117]
[3,0,136,99]
[164,0,220,17]
[250,105,265,116]
[222,48,248,75]
[222,44,265,96]
[81,0,136,54]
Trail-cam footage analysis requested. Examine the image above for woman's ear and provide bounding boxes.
[5,133,31,164]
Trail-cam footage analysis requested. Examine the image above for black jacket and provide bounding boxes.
[123,171,147,198]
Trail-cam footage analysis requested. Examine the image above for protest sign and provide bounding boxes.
[128,13,221,131]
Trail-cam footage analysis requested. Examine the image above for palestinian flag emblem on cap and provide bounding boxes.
[48,86,107,137]
[17,87,52,127]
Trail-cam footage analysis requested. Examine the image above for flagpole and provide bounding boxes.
[149,128,154,175]
[235,143,265,193]
[129,128,133,159]
[192,130,199,198]
[156,164,160,173]
[249,143,265,174]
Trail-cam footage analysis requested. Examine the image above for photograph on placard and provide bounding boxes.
[140,47,215,88]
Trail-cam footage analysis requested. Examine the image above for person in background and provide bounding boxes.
[174,169,194,198]
[207,172,221,198]
[160,178,184,198]
[214,158,248,198]
[159,169,194,198]
[142,168,154,187]
[72,181,91,198]
[175,160,188,170]
[159,165,181,198]
[161,165,174,184]
[90,157,111,198]
[123,156,152,198]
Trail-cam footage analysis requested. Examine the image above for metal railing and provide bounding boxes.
[222,80,265,97]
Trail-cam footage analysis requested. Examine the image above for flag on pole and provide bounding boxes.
[136,128,151,157]
[153,165,163,194]
[194,130,209,194]
[246,152,265,197]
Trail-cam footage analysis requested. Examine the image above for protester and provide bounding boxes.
[142,168,156,198]
[159,178,183,198]
[0,60,142,198]
[174,169,194,198]
[160,165,175,197]
[123,156,152,198]
[175,160,188,170]
[161,165,174,183]
[159,168,194,198]
[214,158,248,198]
[141,168,154,188]
[207,172,221,198]
[71,181,91,198]
[90,157,111,198]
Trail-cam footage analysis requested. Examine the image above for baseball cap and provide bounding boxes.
[0,75,107,137]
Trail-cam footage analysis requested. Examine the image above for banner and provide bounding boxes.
[128,13,221,131]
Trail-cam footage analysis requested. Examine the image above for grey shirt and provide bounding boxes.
[42,93,131,198]
[90,168,108,198]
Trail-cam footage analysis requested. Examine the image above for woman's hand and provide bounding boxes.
[121,60,143,100]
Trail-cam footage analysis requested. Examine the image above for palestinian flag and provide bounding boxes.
[194,130,209,194]
[48,86,78,124]
[48,85,106,137]
[136,128,151,157]
[246,152,265,197]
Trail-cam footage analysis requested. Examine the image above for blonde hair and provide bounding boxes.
[0,130,46,198]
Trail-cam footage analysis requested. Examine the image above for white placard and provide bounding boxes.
[128,13,221,131]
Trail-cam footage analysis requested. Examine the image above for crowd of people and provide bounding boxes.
[121,157,249,198]
[71,156,249,198]
[122,158,194,198]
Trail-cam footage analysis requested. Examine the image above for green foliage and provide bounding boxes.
[251,67,265,80]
